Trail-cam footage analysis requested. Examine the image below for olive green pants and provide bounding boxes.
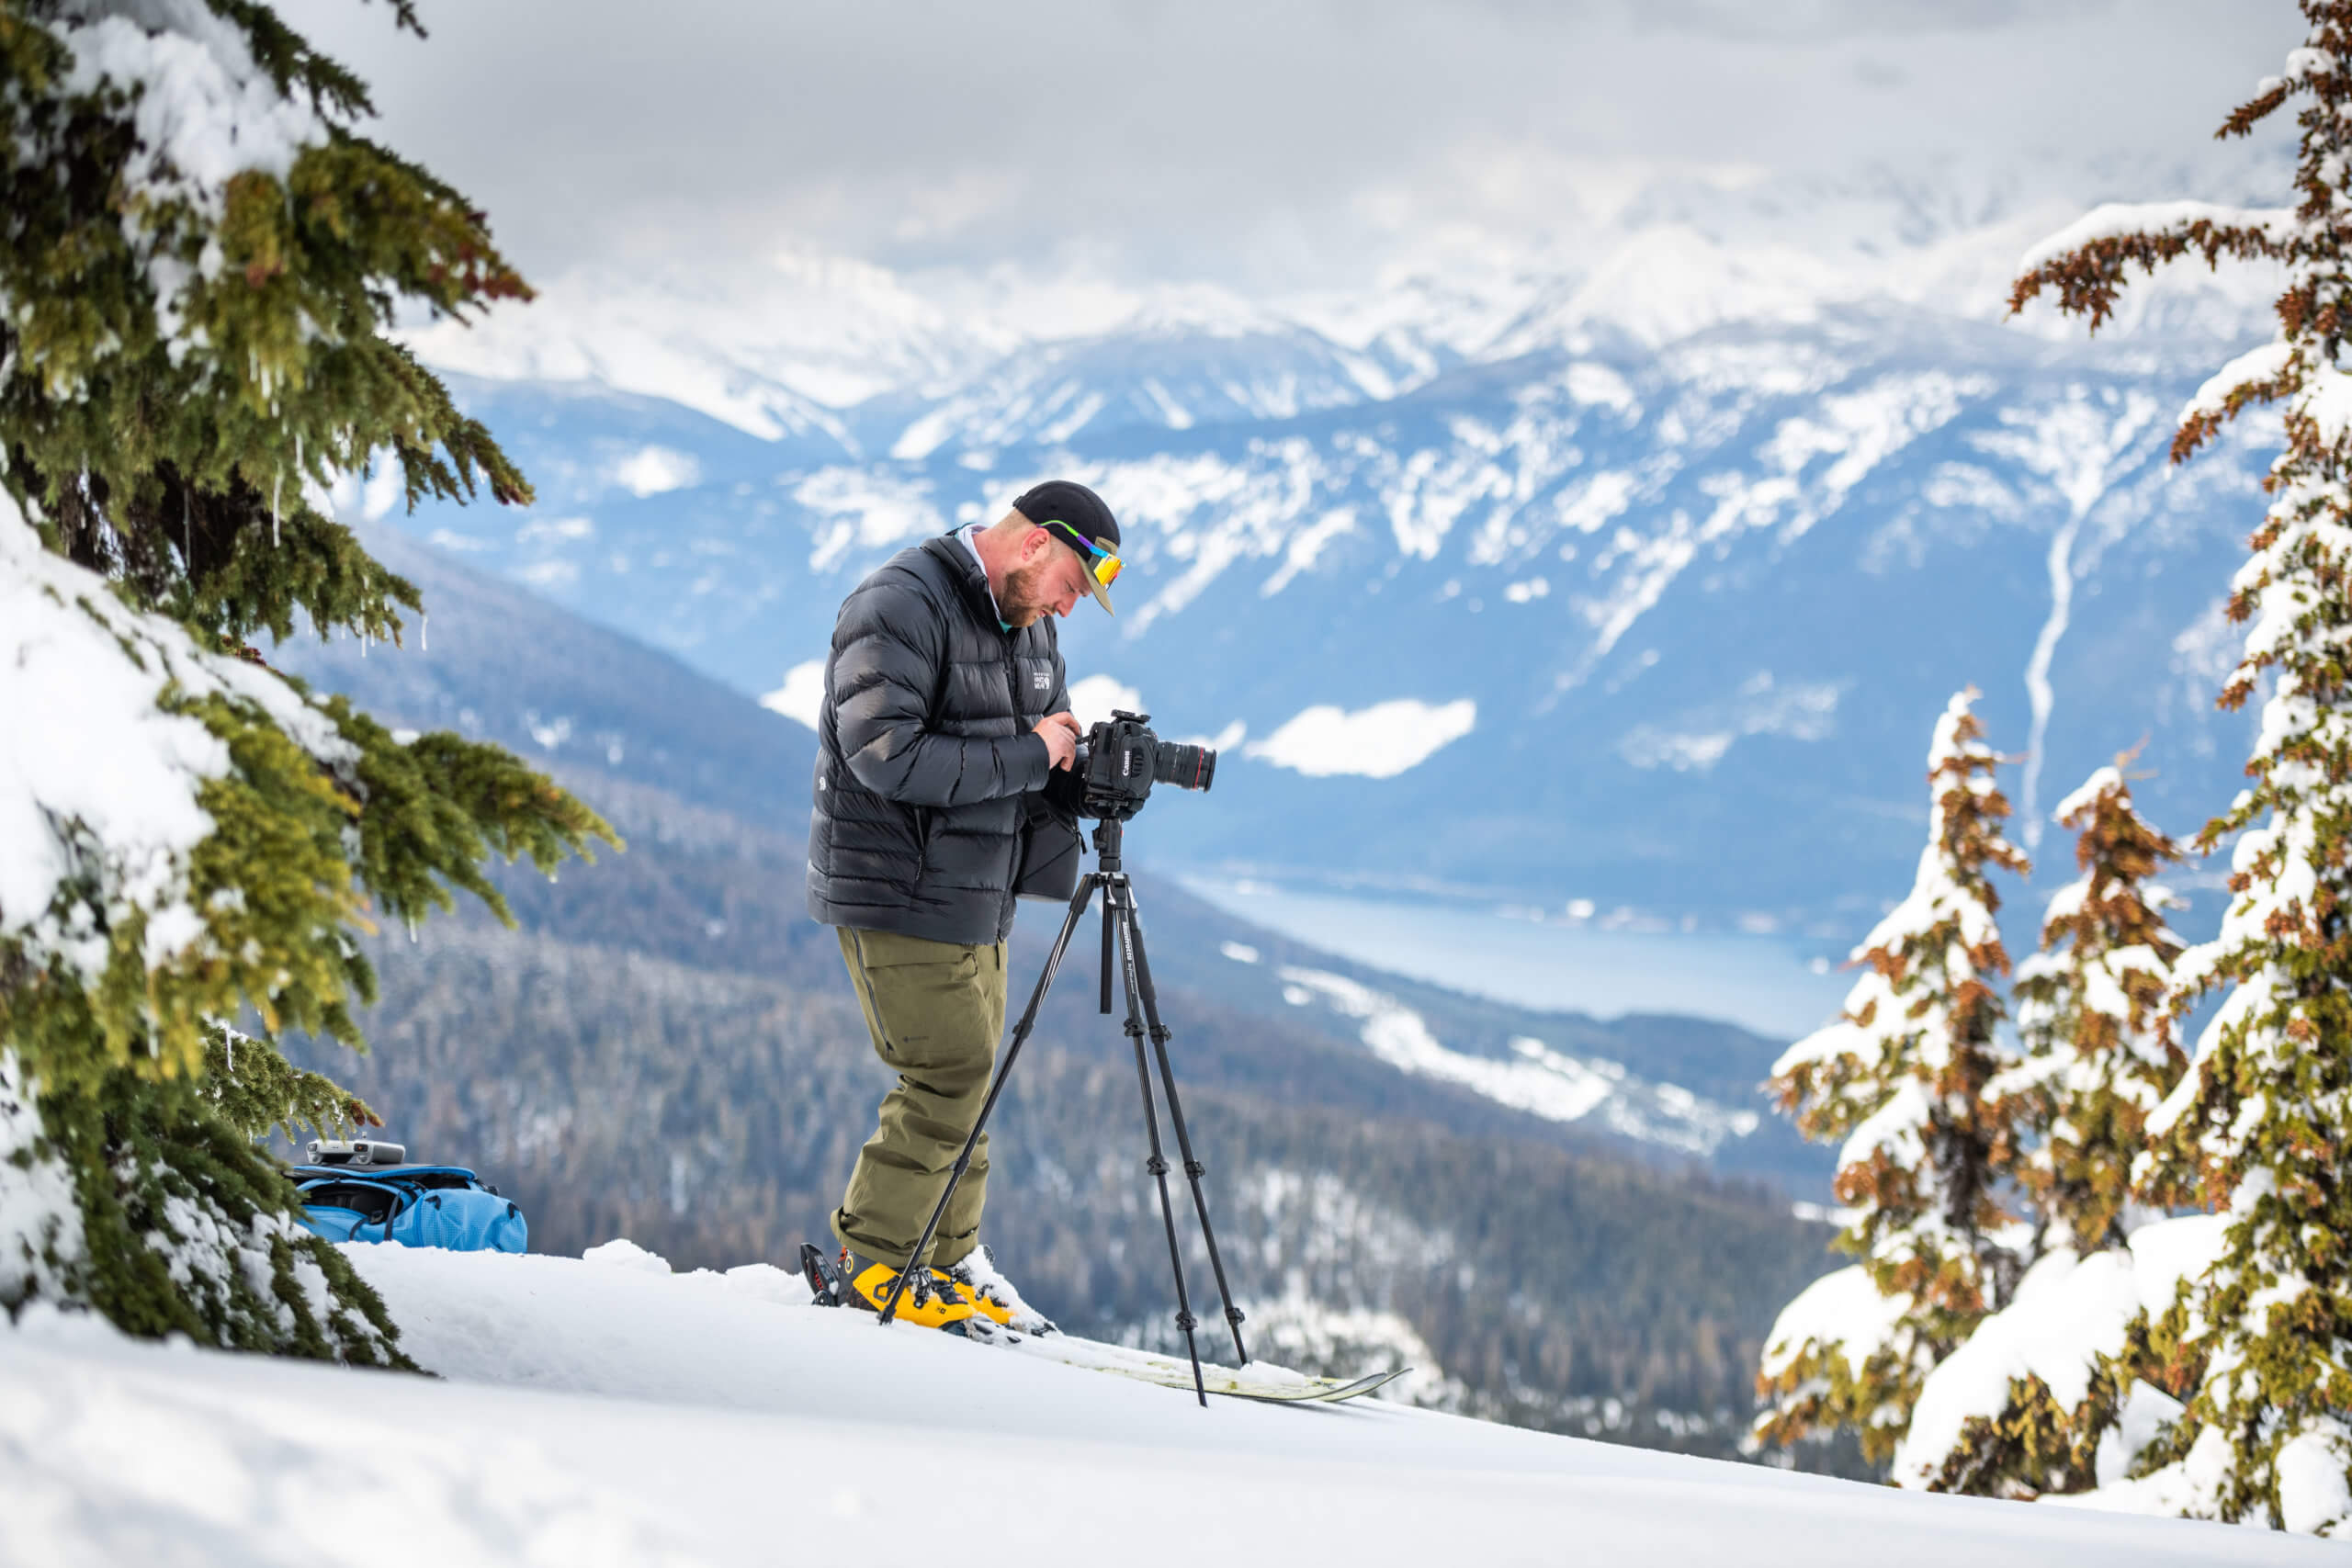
[830,926,1009,1271]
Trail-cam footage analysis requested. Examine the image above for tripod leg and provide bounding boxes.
[1100,884,1115,1015]
[1121,895,1251,1367]
[880,875,1097,1326]
[1111,879,1207,1405]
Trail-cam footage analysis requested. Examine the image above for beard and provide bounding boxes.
[1000,556,1057,627]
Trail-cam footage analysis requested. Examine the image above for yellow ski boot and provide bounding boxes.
[830,1248,977,1332]
[940,1244,1057,1335]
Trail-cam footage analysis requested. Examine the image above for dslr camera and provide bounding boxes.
[1072,709,1216,821]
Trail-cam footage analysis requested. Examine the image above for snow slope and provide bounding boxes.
[1,1244,2323,1565]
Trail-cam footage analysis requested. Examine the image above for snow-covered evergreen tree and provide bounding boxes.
[0,2,611,1359]
[1755,690,2031,1464]
[1889,765,2187,1497]
[2010,2,2352,1532]
[2008,765,2186,1258]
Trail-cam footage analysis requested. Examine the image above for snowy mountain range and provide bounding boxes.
[368,159,2288,940]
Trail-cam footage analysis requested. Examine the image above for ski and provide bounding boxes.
[800,1244,1405,1405]
[964,1317,1408,1404]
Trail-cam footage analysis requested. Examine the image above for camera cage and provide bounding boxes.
[1075,709,1216,822]
[1077,708,1156,821]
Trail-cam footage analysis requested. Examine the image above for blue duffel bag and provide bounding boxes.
[291,1160,527,1254]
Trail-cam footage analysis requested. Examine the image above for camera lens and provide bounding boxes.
[1152,740,1216,793]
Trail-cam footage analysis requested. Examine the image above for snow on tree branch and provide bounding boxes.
[1891,1219,2224,1495]
[2010,203,2296,339]
[2016,201,2296,286]
[1756,1264,1923,1461]
[2177,343,2295,463]
[0,487,353,992]
[57,2,330,193]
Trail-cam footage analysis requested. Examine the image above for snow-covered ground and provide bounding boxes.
[0,1242,2324,1565]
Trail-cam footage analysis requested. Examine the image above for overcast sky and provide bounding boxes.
[276,0,2298,292]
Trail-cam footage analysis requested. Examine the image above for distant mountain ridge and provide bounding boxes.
[406,156,2283,446]
[286,523,817,831]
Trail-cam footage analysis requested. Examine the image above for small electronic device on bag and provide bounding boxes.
[302,1138,408,1167]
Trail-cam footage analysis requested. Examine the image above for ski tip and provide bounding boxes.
[1302,1366,1412,1404]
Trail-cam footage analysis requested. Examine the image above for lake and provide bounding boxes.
[1174,875,1857,1042]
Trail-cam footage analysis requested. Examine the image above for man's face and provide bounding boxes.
[1000,531,1091,627]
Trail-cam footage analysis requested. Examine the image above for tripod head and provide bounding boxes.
[1090,817,1128,874]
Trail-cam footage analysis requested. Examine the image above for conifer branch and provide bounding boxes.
[0,0,605,1367]
[198,1021,380,1146]
[2008,211,2291,333]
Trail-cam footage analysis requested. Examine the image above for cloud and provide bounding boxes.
[278,0,2297,291]
[1616,671,1848,773]
[1247,698,1476,779]
[760,660,826,729]
[1631,0,2107,42]
[1066,673,1142,728]
[609,446,701,498]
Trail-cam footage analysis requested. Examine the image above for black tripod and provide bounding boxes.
[877,817,1249,1405]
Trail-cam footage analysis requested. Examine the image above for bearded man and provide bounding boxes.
[803,479,1124,1332]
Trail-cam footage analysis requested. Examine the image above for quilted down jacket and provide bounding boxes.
[806,534,1070,944]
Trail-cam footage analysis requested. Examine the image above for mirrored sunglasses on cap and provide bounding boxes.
[1043,519,1124,589]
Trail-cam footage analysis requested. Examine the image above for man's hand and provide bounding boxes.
[1033,711,1082,771]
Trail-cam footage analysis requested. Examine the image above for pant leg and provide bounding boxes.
[831,927,1008,1270]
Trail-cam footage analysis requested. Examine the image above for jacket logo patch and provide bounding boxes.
[1032,672,1049,690]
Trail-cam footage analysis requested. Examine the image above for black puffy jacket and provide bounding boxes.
[805,534,1070,945]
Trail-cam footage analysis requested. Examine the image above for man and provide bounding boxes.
[805,479,1123,1333]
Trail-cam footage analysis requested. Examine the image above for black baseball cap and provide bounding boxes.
[1011,479,1121,615]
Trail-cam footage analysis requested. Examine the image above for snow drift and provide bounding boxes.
[0,1240,2324,1566]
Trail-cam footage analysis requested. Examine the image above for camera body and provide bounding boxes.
[1074,709,1216,821]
